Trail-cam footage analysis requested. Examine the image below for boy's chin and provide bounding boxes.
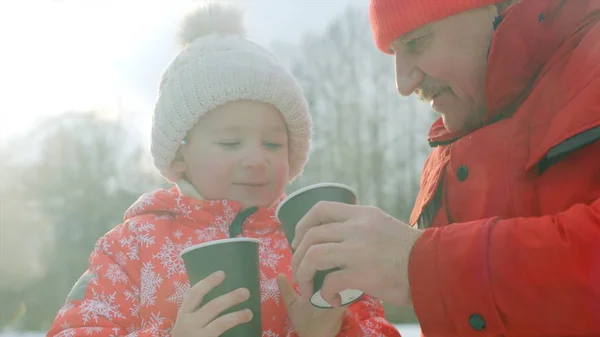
[238,198,274,210]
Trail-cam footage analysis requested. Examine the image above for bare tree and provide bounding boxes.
[0,111,164,330]
[276,7,434,222]
[273,6,436,323]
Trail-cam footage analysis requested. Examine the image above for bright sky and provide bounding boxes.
[0,0,368,145]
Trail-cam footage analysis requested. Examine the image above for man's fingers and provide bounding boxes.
[180,270,225,314]
[203,309,253,336]
[194,287,250,328]
[330,293,343,308]
[291,201,357,249]
[291,221,347,276]
[276,274,299,308]
[297,278,314,302]
[319,269,359,308]
[294,242,350,300]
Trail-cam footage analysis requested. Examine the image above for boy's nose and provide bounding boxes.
[241,148,268,169]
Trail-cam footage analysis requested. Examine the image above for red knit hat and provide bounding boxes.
[369,0,504,53]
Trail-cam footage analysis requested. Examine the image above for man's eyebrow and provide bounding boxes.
[397,25,432,44]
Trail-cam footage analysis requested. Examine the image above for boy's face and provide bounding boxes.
[171,99,290,209]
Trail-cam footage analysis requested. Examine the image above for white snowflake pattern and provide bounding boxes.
[141,312,167,337]
[83,327,103,335]
[119,236,139,261]
[105,264,129,285]
[125,193,155,219]
[284,317,295,337]
[108,327,121,337]
[259,238,284,271]
[253,227,275,236]
[260,272,279,304]
[153,237,193,278]
[119,220,156,261]
[195,226,227,242]
[124,285,141,318]
[211,200,236,228]
[273,235,290,250]
[78,290,125,325]
[116,252,128,266]
[141,262,163,307]
[172,195,194,219]
[154,214,173,221]
[263,330,279,337]
[139,228,156,248]
[361,295,383,311]
[126,324,138,334]
[130,220,156,248]
[56,329,76,337]
[172,229,183,240]
[167,281,190,307]
[359,318,388,337]
[92,236,112,257]
[89,265,102,286]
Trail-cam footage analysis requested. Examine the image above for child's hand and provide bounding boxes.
[277,274,346,337]
[173,271,253,337]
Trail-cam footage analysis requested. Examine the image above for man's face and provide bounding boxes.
[390,6,497,133]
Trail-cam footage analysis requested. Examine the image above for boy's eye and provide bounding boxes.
[218,141,241,148]
[264,142,283,149]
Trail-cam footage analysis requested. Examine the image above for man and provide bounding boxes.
[290,0,600,336]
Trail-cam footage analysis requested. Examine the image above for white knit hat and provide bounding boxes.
[151,3,312,182]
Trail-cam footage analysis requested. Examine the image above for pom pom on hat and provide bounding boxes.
[177,2,246,47]
[151,2,312,184]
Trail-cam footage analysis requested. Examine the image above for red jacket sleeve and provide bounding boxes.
[408,198,600,337]
[47,223,173,337]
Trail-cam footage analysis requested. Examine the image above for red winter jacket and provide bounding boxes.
[408,1,600,336]
[47,185,400,337]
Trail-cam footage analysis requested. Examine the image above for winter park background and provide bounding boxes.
[0,1,434,335]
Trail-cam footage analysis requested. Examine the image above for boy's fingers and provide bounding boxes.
[194,287,250,328]
[204,309,253,336]
[180,270,225,314]
[277,274,299,308]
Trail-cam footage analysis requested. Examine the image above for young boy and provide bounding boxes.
[47,4,400,337]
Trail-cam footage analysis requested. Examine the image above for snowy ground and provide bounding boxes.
[394,324,421,336]
[1,325,421,337]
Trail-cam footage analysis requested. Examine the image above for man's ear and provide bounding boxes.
[171,149,187,174]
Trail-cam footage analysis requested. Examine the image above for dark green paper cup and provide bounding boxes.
[179,238,261,337]
[276,182,364,309]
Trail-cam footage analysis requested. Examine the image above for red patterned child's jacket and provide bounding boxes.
[47,186,401,337]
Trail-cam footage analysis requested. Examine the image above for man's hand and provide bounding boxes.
[277,274,346,337]
[290,202,423,307]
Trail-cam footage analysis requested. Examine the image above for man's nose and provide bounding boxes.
[395,54,423,97]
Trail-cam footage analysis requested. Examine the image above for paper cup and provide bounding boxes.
[179,238,261,337]
[276,182,364,308]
